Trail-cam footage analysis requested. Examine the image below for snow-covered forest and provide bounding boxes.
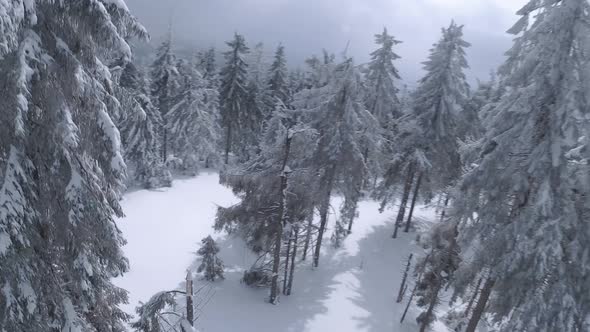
[1,1,589,332]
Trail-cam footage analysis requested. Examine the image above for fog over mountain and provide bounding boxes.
[125,0,525,84]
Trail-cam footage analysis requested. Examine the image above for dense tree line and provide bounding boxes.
[1,1,589,331]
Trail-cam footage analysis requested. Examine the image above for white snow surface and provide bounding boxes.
[115,171,449,332]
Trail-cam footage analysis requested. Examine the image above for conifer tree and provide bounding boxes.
[0,1,146,331]
[451,1,590,330]
[196,236,225,281]
[215,108,317,301]
[198,47,218,84]
[363,27,403,189]
[412,20,470,190]
[112,59,171,188]
[365,27,402,124]
[295,59,380,267]
[268,44,290,107]
[219,33,250,164]
[414,221,461,332]
[166,59,220,172]
[150,36,179,162]
[303,50,335,89]
[288,68,306,96]
[378,22,470,236]
[242,42,272,154]
[457,78,493,141]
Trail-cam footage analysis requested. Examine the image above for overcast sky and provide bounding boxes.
[125,0,526,85]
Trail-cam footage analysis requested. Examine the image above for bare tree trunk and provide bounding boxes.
[396,253,413,303]
[393,165,415,238]
[185,272,194,327]
[465,278,495,332]
[282,228,292,295]
[313,169,335,268]
[464,276,484,317]
[439,194,450,222]
[269,217,283,303]
[400,280,417,324]
[301,213,313,261]
[162,127,168,163]
[401,251,431,324]
[346,199,358,234]
[269,132,292,304]
[286,224,299,295]
[224,126,232,165]
[404,172,423,233]
[419,282,441,332]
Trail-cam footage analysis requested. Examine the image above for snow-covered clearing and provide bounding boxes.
[115,172,449,332]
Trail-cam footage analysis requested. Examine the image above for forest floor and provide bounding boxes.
[114,171,451,332]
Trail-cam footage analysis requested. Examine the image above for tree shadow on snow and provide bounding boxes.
[348,223,424,332]
[183,234,346,332]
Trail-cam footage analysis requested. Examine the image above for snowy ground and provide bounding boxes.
[115,172,450,332]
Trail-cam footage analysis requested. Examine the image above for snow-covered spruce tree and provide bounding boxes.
[132,288,205,332]
[150,35,179,162]
[295,58,380,267]
[411,20,470,191]
[450,1,590,331]
[456,76,495,141]
[377,21,470,237]
[414,221,461,332]
[132,291,177,332]
[219,33,250,164]
[166,58,220,172]
[288,68,307,97]
[268,44,290,107]
[374,114,433,238]
[457,74,507,170]
[0,1,146,331]
[196,236,224,281]
[303,50,335,89]
[215,108,317,302]
[364,27,402,124]
[197,47,218,84]
[241,42,272,158]
[362,27,403,190]
[112,59,171,188]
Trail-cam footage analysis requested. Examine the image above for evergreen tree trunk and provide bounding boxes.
[439,194,450,222]
[401,251,431,323]
[282,228,292,295]
[313,168,335,267]
[393,165,415,238]
[404,172,423,233]
[435,194,444,217]
[465,278,495,332]
[464,276,484,317]
[401,278,418,324]
[396,253,413,303]
[224,126,232,165]
[302,213,314,261]
[286,224,299,295]
[346,198,359,234]
[185,272,194,327]
[419,282,441,332]
[269,133,292,304]
[269,210,283,303]
[162,127,168,163]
